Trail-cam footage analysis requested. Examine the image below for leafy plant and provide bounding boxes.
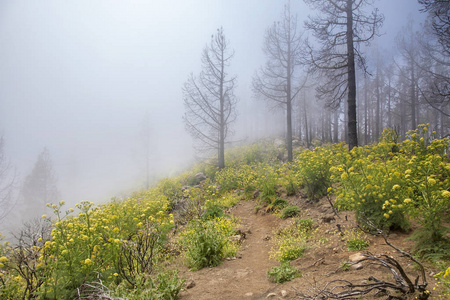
[181,217,239,271]
[280,205,300,219]
[267,262,301,283]
[345,230,370,251]
[340,261,351,271]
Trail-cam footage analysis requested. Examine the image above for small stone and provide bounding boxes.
[185,280,195,289]
[281,290,288,297]
[321,214,335,223]
[333,247,339,253]
[349,252,365,262]
[351,263,363,270]
[266,293,277,298]
[245,292,254,297]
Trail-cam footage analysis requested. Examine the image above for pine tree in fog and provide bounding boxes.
[252,3,307,162]
[20,148,60,217]
[183,28,237,169]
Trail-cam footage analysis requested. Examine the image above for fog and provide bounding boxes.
[0,0,425,228]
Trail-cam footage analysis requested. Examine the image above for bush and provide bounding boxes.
[280,205,300,219]
[267,262,301,283]
[181,217,239,270]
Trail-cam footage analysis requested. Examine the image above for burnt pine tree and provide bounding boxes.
[183,28,237,169]
[253,3,307,162]
[304,0,383,150]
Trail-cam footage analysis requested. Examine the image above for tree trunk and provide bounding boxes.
[346,0,358,150]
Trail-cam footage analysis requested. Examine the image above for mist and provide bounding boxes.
[0,0,428,232]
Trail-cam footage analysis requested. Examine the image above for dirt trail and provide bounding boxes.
[178,196,442,299]
[179,199,283,300]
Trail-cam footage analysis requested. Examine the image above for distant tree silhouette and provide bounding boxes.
[20,148,60,217]
[183,28,237,169]
[0,137,16,222]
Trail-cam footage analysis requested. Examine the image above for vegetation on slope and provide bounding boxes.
[0,124,449,299]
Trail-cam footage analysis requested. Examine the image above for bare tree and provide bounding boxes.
[304,0,383,150]
[419,0,450,54]
[0,137,17,222]
[20,148,60,217]
[252,2,307,162]
[183,28,237,169]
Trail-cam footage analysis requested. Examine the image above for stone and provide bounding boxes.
[349,252,365,262]
[195,172,207,182]
[281,290,288,297]
[321,214,335,223]
[351,263,363,270]
[185,280,195,289]
[266,293,277,298]
[245,292,254,297]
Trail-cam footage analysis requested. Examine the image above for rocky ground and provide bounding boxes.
[177,195,444,300]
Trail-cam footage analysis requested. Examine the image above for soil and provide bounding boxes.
[177,195,444,300]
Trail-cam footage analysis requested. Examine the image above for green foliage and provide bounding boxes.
[340,261,351,271]
[267,262,301,283]
[271,219,314,262]
[434,266,450,297]
[294,145,336,200]
[112,270,184,300]
[181,217,239,271]
[156,177,183,207]
[332,126,450,240]
[345,230,370,251]
[280,205,300,219]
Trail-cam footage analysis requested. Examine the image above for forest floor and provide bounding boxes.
[176,194,445,300]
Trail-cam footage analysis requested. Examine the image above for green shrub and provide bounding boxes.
[345,230,370,251]
[267,262,301,283]
[280,205,300,219]
[181,217,239,271]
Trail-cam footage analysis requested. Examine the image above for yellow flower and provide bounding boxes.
[384,213,390,219]
[392,184,400,190]
[41,214,47,219]
[442,190,450,198]
[113,273,119,277]
[59,200,65,205]
[84,258,92,265]
[427,178,436,185]
[404,198,412,204]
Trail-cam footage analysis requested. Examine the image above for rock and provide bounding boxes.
[229,234,244,243]
[185,280,195,289]
[245,292,254,297]
[281,290,288,297]
[349,252,365,262]
[389,233,398,239]
[266,293,277,298]
[321,214,335,223]
[333,247,339,253]
[253,189,260,199]
[351,263,363,270]
[195,172,207,182]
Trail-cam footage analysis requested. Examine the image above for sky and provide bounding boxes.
[0,0,426,211]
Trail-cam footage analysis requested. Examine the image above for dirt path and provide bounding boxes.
[178,199,284,300]
[177,196,443,299]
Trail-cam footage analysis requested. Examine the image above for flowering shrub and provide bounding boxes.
[0,189,178,299]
